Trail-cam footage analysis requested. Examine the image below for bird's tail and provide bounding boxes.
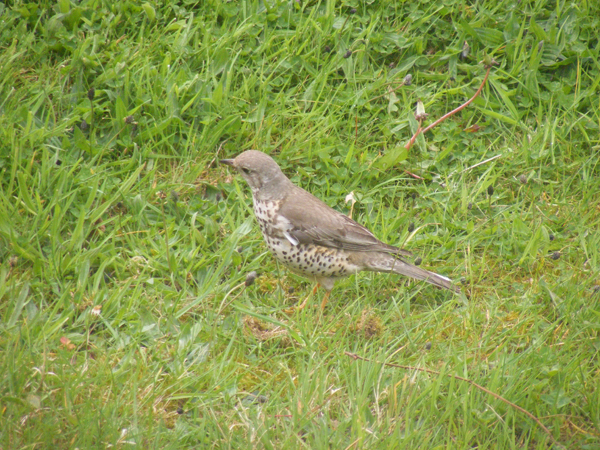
[367,254,459,292]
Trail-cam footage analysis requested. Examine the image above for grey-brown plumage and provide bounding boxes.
[221,150,458,298]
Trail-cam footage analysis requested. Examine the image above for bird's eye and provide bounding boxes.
[241,167,251,174]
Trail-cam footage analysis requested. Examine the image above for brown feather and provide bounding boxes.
[279,185,412,256]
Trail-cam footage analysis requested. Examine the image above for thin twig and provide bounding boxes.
[404,123,423,151]
[405,64,494,151]
[344,351,564,449]
[404,170,424,180]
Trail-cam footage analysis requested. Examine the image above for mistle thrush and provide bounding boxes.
[221,150,458,306]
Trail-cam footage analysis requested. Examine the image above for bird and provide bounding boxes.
[221,150,458,308]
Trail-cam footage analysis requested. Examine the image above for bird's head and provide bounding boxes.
[220,150,287,195]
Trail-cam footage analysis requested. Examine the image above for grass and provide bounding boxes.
[1,0,600,448]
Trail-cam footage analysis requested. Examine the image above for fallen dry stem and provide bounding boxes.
[405,64,494,151]
[404,123,423,151]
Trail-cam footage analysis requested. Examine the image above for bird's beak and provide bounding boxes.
[220,159,235,166]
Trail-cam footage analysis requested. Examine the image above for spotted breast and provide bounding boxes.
[253,198,359,281]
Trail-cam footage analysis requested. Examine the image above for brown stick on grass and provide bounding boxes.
[404,59,497,151]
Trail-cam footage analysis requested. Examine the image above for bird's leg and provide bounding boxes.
[319,290,331,309]
[286,284,331,313]
[296,284,319,311]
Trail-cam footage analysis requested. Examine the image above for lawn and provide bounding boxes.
[1,0,600,448]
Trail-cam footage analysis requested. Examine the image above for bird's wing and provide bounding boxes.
[277,186,412,256]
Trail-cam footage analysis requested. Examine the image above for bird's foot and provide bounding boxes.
[283,295,310,314]
[284,288,330,314]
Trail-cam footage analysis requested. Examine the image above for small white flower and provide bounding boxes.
[345,191,356,206]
